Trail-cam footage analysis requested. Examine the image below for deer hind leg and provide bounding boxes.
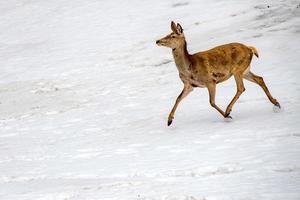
[225,74,245,117]
[243,71,280,106]
[168,84,193,126]
[207,82,229,118]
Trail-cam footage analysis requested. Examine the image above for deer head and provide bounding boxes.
[156,21,185,49]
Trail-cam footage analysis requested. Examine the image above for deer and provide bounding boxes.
[156,21,281,126]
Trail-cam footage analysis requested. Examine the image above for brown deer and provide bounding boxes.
[156,21,280,126]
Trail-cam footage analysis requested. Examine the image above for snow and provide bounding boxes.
[0,0,300,199]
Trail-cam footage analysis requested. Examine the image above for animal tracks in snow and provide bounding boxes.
[268,165,300,173]
[166,165,243,178]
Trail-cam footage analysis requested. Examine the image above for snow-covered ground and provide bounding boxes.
[0,0,300,199]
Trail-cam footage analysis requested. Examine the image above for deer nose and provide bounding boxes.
[156,40,160,44]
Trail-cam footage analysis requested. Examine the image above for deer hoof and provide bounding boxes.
[224,116,233,122]
[224,112,231,118]
[273,103,281,113]
[167,119,173,126]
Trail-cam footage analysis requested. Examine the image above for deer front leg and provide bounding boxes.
[207,82,230,118]
[168,84,193,126]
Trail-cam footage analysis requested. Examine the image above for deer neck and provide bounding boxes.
[172,41,191,75]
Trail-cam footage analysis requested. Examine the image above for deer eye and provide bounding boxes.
[171,36,176,38]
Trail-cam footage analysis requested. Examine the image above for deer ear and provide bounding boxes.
[171,21,178,33]
[177,23,183,34]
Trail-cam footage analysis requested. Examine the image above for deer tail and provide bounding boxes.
[248,46,259,58]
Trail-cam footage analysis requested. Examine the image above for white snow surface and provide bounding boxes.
[0,0,300,199]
